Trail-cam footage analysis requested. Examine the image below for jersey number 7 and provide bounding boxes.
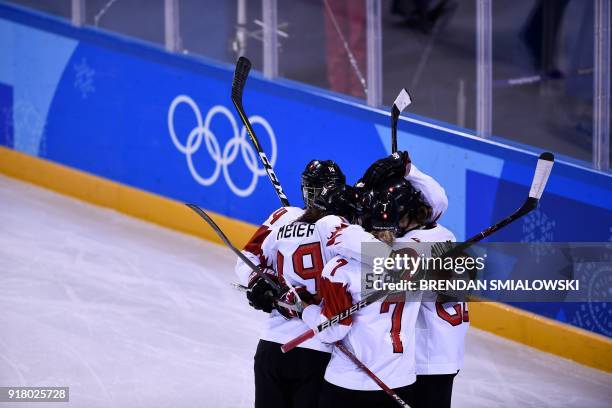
[380,301,405,353]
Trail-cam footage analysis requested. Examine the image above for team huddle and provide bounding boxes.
[234,152,469,408]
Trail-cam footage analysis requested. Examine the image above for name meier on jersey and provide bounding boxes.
[276,222,316,240]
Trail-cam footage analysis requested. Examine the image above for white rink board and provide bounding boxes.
[0,175,610,408]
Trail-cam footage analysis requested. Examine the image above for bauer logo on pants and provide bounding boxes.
[167,94,278,197]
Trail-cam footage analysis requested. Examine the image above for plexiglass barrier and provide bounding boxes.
[4,0,609,170]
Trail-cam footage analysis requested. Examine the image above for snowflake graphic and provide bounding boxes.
[569,246,612,337]
[521,209,556,262]
[73,58,95,99]
[570,274,612,337]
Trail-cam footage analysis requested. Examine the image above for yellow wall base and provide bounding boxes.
[469,302,612,372]
[1,146,611,372]
[0,146,257,249]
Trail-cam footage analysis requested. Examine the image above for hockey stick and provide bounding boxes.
[185,203,284,293]
[452,152,554,252]
[187,204,300,311]
[186,204,411,407]
[281,152,555,353]
[231,56,290,207]
[391,89,412,153]
[335,342,411,408]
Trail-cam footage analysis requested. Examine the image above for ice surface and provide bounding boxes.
[0,175,610,407]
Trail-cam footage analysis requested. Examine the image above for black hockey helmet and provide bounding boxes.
[353,187,376,230]
[369,190,400,232]
[301,160,346,208]
[370,178,425,234]
[312,182,355,219]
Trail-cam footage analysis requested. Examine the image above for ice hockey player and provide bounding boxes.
[235,159,345,408]
[299,182,428,407]
[303,151,448,273]
[376,178,468,408]
[236,152,451,407]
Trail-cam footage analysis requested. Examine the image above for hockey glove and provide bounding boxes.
[246,270,280,313]
[276,287,316,319]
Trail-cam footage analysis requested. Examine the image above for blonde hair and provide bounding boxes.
[374,230,395,245]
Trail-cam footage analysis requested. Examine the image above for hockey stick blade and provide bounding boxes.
[393,88,412,113]
[231,56,251,107]
[391,88,412,153]
[529,152,554,200]
[185,203,283,292]
[282,152,555,352]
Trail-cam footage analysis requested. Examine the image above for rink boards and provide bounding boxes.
[0,3,610,370]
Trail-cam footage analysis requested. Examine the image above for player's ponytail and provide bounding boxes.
[295,207,326,224]
[412,203,432,226]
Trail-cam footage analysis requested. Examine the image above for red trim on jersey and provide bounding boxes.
[329,258,348,276]
[243,225,271,257]
[326,223,348,246]
[269,207,289,225]
[243,208,288,256]
[435,302,468,326]
[380,301,405,353]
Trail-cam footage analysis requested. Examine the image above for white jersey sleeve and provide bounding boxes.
[401,224,470,374]
[301,257,359,345]
[234,206,303,286]
[406,163,448,223]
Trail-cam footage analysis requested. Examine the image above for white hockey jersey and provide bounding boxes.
[302,255,421,391]
[235,206,334,352]
[235,206,304,286]
[314,215,384,264]
[258,213,336,352]
[401,224,470,375]
[234,160,448,356]
[236,158,447,285]
[406,163,447,223]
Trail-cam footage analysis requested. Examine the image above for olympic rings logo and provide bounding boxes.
[167,95,277,197]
